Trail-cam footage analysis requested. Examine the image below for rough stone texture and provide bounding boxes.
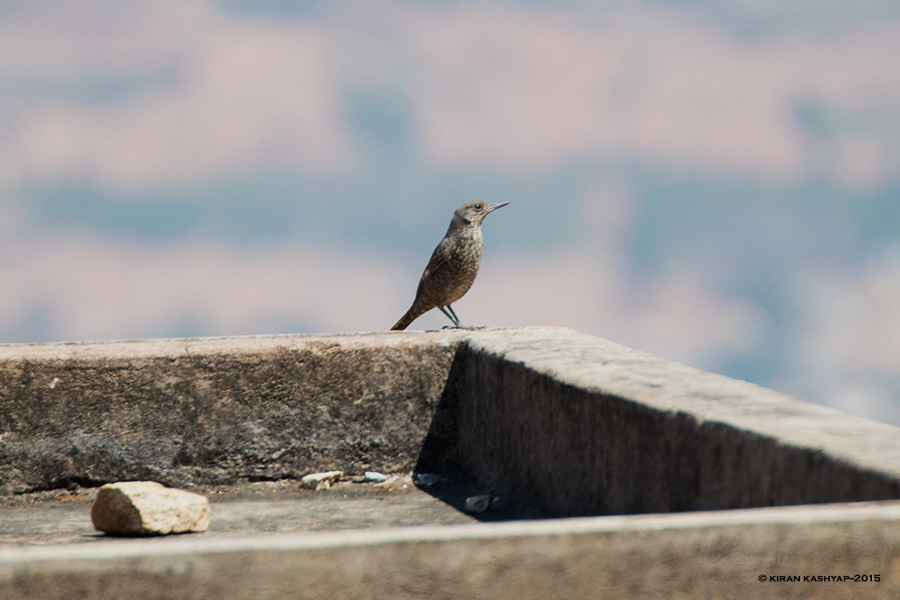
[3,327,900,597]
[0,333,462,493]
[444,329,900,516]
[91,481,209,535]
[1,327,900,519]
[2,501,899,599]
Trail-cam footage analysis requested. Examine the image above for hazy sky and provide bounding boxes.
[1,0,899,423]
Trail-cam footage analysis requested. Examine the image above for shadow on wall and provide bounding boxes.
[414,342,900,519]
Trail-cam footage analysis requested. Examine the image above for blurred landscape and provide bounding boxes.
[1,0,898,423]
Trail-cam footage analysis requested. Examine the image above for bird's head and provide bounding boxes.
[452,200,509,228]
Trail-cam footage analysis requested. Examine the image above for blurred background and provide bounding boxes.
[1,0,898,423]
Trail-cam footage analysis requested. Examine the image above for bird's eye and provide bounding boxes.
[474,203,483,210]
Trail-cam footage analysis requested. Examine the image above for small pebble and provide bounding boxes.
[300,470,343,491]
[464,495,492,514]
[364,471,388,482]
[414,473,438,487]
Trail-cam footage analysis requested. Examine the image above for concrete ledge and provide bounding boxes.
[2,501,899,599]
[4,326,900,596]
[2,327,900,517]
[452,329,900,515]
[0,332,465,492]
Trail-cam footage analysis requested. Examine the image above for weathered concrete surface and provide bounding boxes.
[2,326,900,519]
[0,479,484,546]
[1,500,899,600]
[444,328,900,516]
[0,332,464,493]
[3,327,900,597]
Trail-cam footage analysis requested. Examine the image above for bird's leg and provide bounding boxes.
[439,305,461,328]
[439,304,487,330]
[446,304,461,326]
[443,304,488,330]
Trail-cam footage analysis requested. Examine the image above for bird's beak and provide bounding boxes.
[487,201,509,213]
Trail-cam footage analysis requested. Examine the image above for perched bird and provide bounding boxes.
[392,200,508,331]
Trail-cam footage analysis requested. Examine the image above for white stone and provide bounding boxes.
[363,471,388,482]
[414,473,438,487]
[300,470,343,490]
[91,481,210,535]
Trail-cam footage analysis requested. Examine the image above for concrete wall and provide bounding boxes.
[4,327,900,597]
[0,333,462,493]
[2,327,900,515]
[451,330,900,516]
[2,501,899,600]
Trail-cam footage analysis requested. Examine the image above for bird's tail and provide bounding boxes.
[391,302,425,331]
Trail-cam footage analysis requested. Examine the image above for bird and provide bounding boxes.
[391,200,508,331]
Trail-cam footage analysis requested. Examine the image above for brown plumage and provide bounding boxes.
[392,200,508,331]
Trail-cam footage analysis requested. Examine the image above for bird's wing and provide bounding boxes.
[415,236,454,298]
